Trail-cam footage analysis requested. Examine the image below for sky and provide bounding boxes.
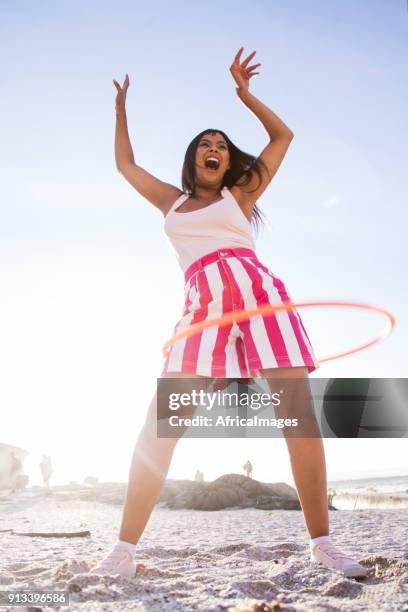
[1,0,407,487]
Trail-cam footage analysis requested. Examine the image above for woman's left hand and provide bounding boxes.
[229,47,261,93]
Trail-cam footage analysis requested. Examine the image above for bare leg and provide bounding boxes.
[261,366,329,539]
[119,371,205,545]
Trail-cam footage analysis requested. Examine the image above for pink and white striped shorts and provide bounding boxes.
[162,247,319,378]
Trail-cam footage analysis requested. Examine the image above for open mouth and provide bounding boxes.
[204,156,220,172]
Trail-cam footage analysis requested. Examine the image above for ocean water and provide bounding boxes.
[328,474,408,496]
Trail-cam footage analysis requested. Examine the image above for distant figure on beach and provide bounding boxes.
[195,469,204,482]
[9,451,22,493]
[40,455,53,489]
[327,488,336,507]
[243,460,253,478]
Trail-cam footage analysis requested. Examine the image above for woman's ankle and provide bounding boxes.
[114,539,137,557]
[310,534,331,545]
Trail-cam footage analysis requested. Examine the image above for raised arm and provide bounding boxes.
[228,48,294,210]
[113,74,182,214]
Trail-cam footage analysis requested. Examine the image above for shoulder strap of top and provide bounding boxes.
[166,187,230,217]
[167,191,189,215]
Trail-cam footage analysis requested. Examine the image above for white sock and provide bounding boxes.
[114,539,137,558]
[310,535,332,546]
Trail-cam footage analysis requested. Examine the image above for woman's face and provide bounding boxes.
[194,132,231,189]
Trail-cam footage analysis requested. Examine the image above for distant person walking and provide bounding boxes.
[40,455,53,489]
[243,460,253,479]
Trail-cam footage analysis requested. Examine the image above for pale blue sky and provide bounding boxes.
[1,1,407,486]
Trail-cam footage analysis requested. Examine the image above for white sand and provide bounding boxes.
[0,488,407,611]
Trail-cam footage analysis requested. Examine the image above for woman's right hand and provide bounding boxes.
[113,73,130,107]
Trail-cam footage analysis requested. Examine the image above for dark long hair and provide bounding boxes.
[181,129,268,235]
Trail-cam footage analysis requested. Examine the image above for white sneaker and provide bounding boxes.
[310,540,368,578]
[89,547,137,577]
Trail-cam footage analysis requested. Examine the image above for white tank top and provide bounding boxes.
[164,186,257,272]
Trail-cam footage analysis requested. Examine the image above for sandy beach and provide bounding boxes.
[0,485,407,611]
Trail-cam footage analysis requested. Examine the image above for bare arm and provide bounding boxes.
[115,96,135,168]
[235,88,293,194]
[237,88,294,141]
[229,48,294,209]
[113,74,182,213]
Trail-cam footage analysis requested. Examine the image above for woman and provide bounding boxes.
[90,48,367,579]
